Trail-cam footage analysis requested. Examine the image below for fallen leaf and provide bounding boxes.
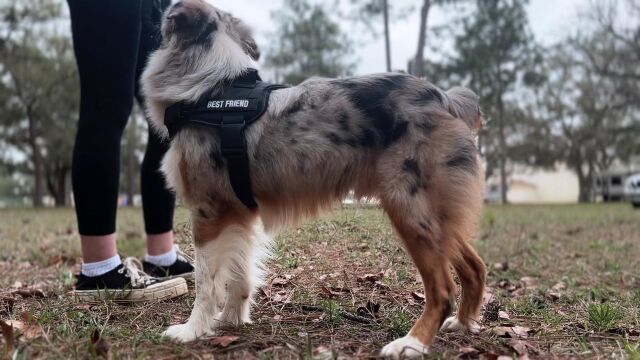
[519,277,537,288]
[319,286,341,299]
[357,273,383,283]
[493,262,509,271]
[508,339,533,356]
[0,320,14,353]
[90,330,112,358]
[551,282,566,291]
[373,281,390,290]
[313,345,333,358]
[272,290,292,303]
[457,346,480,358]
[479,352,501,360]
[498,311,510,320]
[272,315,282,321]
[271,277,289,287]
[411,292,426,303]
[212,336,239,347]
[491,325,532,339]
[10,281,23,289]
[12,288,45,298]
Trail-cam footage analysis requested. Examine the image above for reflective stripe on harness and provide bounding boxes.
[164,69,287,209]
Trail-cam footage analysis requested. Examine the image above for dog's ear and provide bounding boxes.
[166,1,215,42]
[232,16,260,61]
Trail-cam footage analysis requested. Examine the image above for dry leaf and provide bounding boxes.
[373,281,390,290]
[313,345,333,358]
[411,292,426,303]
[492,325,532,339]
[319,286,341,299]
[272,290,292,303]
[10,281,23,289]
[519,277,537,288]
[90,330,112,358]
[212,335,239,347]
[493,262,509,271]
[12,288,45,298]
[271,277,289,287]
[0,320,14,353]
[457,346,480,358]
[508,339,535,356]
[498,311,510,320]
[357,273,383,283]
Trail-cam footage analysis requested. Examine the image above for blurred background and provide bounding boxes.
[0,0,638,208]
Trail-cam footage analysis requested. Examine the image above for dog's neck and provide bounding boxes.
[145,33,257,104]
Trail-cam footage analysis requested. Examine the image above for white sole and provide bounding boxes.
[72,277,188,303]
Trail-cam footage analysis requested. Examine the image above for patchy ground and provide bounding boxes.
[0,204,639,359]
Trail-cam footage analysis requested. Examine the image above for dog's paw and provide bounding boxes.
[380,335,428,359]
[162,324,204,343]
[440,316,481,334]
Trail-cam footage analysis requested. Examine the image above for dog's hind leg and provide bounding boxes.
[441,240,485,333]
[379,195,457,359]
[163,209,257,342]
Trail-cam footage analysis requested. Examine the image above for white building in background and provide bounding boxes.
[486,165,580,204]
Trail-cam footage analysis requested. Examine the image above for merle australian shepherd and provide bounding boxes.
[141,0,486,358]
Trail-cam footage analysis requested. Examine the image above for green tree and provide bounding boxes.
[0,0,79,206]
[445,0,539,204]
[537,12,640,202]
[266,0,355,85]
[347,0,413,72]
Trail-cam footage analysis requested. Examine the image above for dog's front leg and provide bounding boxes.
[163,239,223,342]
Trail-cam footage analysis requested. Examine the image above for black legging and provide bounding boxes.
[69,0,174,236]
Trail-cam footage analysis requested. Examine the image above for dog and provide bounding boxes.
[141,0,486,358]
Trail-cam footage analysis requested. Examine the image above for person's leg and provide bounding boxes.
[134,0,193,277]
[69,0,142,273]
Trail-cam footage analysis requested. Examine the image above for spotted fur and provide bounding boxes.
[141,1,487,357]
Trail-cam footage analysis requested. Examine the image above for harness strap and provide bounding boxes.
[164,69,287,209]
[220,114,257,208]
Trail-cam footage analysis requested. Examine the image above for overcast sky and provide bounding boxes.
[205,0,587,76]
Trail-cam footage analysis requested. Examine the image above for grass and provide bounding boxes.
[0,203,639,359]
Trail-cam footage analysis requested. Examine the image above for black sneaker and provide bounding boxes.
[72,258,188,303]
[143,247,194,280]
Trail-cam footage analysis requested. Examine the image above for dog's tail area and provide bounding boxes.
[444,87,483,133]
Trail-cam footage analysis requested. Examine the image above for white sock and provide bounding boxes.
[145,246,177,267]
[81,255,122,277]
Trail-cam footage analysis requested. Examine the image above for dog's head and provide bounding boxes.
[162,0,260,61]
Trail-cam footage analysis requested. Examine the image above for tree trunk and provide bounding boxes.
[382,0,392,72]
[498,124,508,204]
[413,0,431,77]
[54,168,69,207]
[576,167,591,203]
[26,108,44,207]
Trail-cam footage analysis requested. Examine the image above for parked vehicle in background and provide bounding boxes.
[592,172,632,202]
[624,173,640,209]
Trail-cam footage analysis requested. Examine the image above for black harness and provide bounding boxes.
[164,69,287,209]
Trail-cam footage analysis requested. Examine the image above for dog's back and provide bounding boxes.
[142,1,486,357]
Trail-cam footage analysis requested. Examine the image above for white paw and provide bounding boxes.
[380,335,429,359]
[162,324,206,343]
[440,316,481,334]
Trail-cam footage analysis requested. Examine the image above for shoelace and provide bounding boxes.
[119,257,156,287]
